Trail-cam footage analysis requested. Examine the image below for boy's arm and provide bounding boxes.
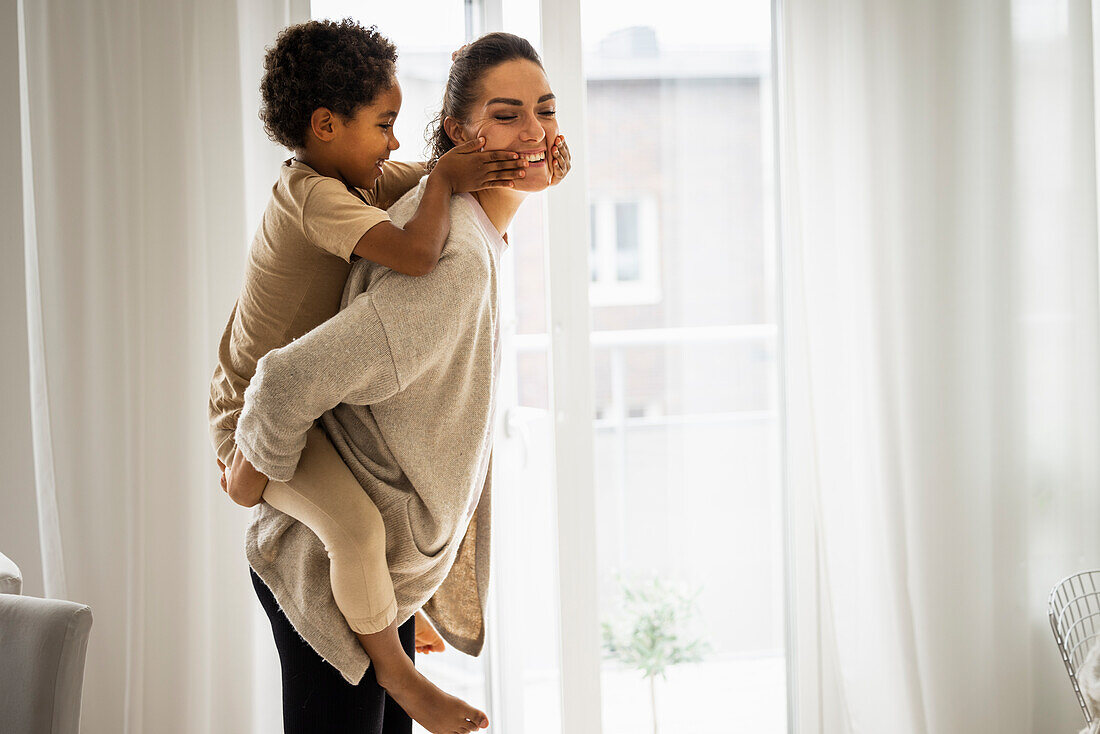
[234,294,402,481]
[352,138,527,277]
[234,245,485,481]
[365,160,429,210]
[351,173,457,277]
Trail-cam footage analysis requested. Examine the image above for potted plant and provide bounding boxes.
[601,572,710,734]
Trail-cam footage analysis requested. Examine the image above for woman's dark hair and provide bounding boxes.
[260,19,398,151]
[426,32,543,171]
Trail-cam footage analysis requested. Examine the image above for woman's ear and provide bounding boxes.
[308,108,337,143]
[443,116,468,146]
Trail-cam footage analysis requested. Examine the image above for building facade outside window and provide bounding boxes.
[589,195,661,306]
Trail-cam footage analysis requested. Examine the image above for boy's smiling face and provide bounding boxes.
[306,81,403,190]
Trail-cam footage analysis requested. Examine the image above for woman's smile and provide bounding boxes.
[517,148,546,166]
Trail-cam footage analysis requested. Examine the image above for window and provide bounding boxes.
[588,195,661,305]
[510,3,785,732]
[309,3,785,733]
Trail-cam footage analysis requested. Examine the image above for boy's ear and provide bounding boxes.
[308,108,337,143]
[442,116,468,146]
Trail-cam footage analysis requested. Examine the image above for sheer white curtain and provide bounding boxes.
[778,0,1100,732]
[15,1,305,731]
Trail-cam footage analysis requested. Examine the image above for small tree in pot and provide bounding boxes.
[601,572,710,734]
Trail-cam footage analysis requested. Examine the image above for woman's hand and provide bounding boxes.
[224,447,270,508]
[414,610,447,654]
[549,134,571,185]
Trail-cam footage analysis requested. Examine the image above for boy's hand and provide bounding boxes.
[224,447,269,508]
[549,134,571,185]
[433,137,528,194]
[414,610,447,654]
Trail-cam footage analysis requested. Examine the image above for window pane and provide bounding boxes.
[591,203,601,282]
[614,201,640,281]
[580,2,786,732]
[490,12,566,728]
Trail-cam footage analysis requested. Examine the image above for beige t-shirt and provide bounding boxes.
[209,158,427,465]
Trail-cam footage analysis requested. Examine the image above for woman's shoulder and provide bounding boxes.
[335,188,491,311]
[387,183,492,265]
[391,176,481,227]
[385,177,428,227]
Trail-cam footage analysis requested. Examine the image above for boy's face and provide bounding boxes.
[331,82,403,190]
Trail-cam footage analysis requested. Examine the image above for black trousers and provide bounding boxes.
[250,568,415,734]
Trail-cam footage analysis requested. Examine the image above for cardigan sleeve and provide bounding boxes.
[234,239,489,482]
[234,294,400,481]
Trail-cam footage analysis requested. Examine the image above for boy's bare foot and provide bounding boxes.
[355,619,488,733]
[379,664,489,734]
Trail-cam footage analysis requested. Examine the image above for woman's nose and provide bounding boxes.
[519,114,544,143]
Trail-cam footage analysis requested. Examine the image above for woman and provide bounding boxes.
[236,32,564,734]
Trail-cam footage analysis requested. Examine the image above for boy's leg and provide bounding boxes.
[251,568,391,734]
[262,424,398,634]
[259,425,488,733]
[380,616,416,734]
[260,425,421,712]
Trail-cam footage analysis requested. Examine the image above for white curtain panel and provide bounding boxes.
[18,1,305,731]
[778,0,1100,732]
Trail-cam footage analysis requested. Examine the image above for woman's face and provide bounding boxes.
[449,59,558,192]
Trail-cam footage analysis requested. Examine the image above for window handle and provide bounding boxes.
[503,406,531,469]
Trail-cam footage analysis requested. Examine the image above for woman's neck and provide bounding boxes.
[471,188,527,237]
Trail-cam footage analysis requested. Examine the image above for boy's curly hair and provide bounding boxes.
[260,19,397,151]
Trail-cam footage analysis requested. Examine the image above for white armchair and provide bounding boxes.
[0,551,93,734]
[0,551,21,594]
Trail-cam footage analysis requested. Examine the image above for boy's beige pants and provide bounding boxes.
[260,424,398,634]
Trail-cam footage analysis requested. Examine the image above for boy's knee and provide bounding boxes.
[337,493,387,553]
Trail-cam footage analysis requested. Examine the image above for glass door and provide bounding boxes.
[310,3,787,731]
[578,4,787,730]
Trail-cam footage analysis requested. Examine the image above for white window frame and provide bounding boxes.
[470,2,604,733]
[538,0,606,732]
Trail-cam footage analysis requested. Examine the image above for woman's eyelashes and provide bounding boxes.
[493,110,557,122]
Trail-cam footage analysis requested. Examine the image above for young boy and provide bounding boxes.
[209,19,565,734]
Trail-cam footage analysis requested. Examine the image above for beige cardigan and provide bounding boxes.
[236,183,505,685]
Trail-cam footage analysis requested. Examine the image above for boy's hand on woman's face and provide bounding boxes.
[433,137,529,194]
[549,135,571,185]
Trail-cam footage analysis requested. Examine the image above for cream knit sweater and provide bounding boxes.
[236,181,505,685]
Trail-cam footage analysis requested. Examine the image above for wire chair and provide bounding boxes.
[1049,570,1100,726]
